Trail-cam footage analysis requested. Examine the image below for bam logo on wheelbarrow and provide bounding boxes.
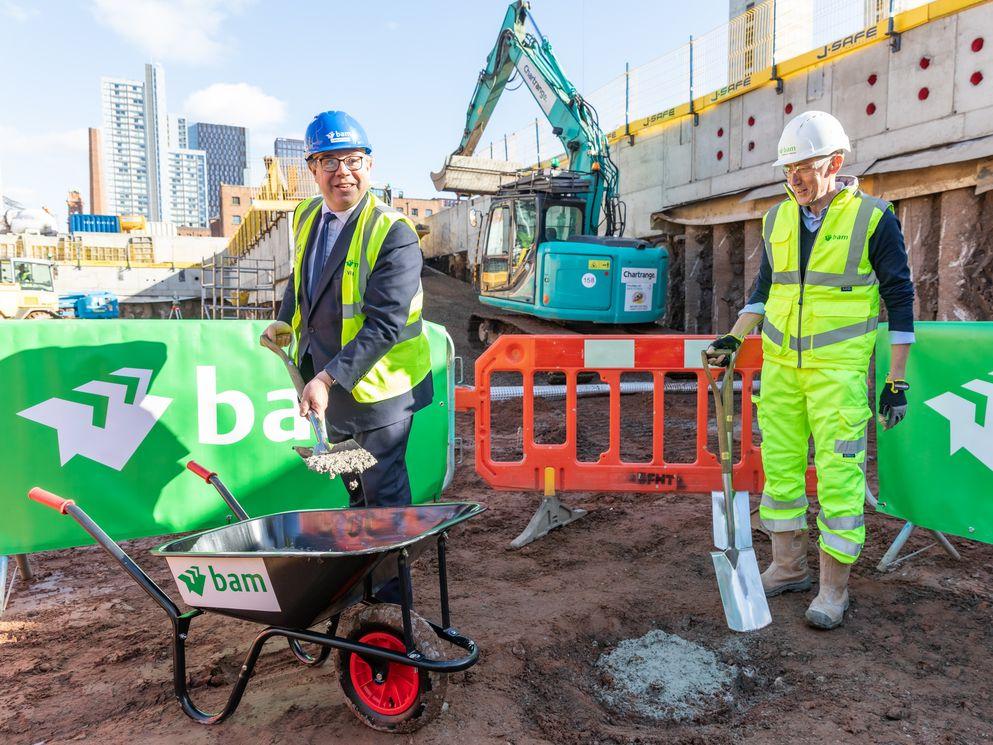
[16,367,172,471]
[166,556,281,612]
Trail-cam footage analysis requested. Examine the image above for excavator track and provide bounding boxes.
[469,307,675,347]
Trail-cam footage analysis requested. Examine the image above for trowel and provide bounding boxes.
[260,332,376,478]
[702,349,772,632]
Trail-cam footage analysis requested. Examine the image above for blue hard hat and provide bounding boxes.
[305,111,371,156]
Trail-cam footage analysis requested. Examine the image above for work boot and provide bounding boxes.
[805,549,852,630]
[761,530,812,597]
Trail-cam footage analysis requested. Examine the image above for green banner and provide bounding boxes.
[876,322,993,544]
[2,320,453,554]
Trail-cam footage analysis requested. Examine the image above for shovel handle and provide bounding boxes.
[260,334,308,399]
[28,487,75,514]
[701,348,740,472]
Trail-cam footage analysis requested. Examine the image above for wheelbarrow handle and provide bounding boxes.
[28,487,75,514]
[26,487,181,620]
[185,460,250,522]
[186,460,217,483]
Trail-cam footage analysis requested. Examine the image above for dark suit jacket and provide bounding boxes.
[278,192,433,433]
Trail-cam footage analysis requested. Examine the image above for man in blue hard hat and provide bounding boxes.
[263,111,433,510]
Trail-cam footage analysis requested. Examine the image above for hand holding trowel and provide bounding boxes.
[260,325,376,478]
[702,348,772,632]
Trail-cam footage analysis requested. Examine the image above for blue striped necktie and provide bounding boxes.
[309,212,336,300]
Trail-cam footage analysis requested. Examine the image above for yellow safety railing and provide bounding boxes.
[225,156,320,257]
[0,235,203,269]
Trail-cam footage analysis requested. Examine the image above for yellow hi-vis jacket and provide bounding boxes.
[289,193,431,403]
[760,182,892,371]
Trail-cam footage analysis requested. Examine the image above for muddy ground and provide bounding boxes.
[2,270,991,744]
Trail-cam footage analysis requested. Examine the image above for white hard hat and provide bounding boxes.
[774,110,851,167]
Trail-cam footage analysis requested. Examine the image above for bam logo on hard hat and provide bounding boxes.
[326,129,357,143]
[167,556,280,612]
[925,372,993,473]
[17,368,172,471]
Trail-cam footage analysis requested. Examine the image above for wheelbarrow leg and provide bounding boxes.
[287,615,338,668]
[437,532,451,630]
[398,548,415,654]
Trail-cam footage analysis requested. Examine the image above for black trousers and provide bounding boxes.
[299,352,414,508]
[300,354,414,603]
[327,417,414,508]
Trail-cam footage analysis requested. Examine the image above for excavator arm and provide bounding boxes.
[434,1,623,235]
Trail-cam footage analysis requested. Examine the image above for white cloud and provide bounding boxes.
[1,1,36,21]
[0,125,88,156]
[89,0,250,65]
[183,83,286,130]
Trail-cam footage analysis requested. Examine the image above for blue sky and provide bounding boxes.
[0,0,727,222]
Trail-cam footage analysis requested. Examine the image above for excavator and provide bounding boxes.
[433,1,669,343]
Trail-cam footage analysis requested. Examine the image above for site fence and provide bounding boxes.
[455,334,818,494]
[478,0,956,167]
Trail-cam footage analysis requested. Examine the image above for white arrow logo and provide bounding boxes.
[17,368,173,471]
[924,371,993,473]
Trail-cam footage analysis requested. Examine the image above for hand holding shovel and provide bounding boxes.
[702,348,772,632]
[260,329,376,478]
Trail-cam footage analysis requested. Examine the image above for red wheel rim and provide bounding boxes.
[349,631,420,716]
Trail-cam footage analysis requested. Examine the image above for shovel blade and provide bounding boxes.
[710,547,772,632]
[712,490,754,551]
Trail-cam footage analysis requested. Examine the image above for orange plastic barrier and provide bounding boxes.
[455,334,817,495]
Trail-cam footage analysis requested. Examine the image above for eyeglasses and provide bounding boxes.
[312,154,367,173]
[782,156,831,179]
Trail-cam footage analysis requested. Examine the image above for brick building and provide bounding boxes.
[392,196,455,220]
[211,184,254,238]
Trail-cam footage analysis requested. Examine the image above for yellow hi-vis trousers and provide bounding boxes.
[757,361,872,565]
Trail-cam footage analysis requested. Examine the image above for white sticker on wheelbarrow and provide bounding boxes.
[166,557,281,612]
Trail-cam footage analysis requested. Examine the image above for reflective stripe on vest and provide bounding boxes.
[760,186,889,370]
[290,193,431,403]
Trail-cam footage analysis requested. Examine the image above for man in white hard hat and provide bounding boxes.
[705,111,915,630]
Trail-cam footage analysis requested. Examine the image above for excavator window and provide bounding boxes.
[481,206,511,291]
[0,261,12,284]
[484,206,511,258]
[544,204,583,241]
[512,199,537,270]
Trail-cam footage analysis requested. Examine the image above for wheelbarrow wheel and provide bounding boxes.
[337,604,448,733]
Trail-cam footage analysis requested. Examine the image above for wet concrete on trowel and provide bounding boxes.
[293,446,377,478]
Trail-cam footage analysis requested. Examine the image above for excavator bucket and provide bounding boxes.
[431,155,524,195]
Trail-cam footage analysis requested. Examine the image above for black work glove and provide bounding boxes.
[705,333,742,368]
[878,378,910,430]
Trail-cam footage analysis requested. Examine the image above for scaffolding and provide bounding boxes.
[200,254,276,320]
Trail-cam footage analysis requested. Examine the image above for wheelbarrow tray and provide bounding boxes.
[152,502,484,628]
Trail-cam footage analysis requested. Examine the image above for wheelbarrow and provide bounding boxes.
[27,461,485,734]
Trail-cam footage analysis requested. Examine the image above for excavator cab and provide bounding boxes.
[475,175,668,324]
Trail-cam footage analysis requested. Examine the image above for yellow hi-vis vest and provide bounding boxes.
[760,183,892,371]
[289,193,431,403]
